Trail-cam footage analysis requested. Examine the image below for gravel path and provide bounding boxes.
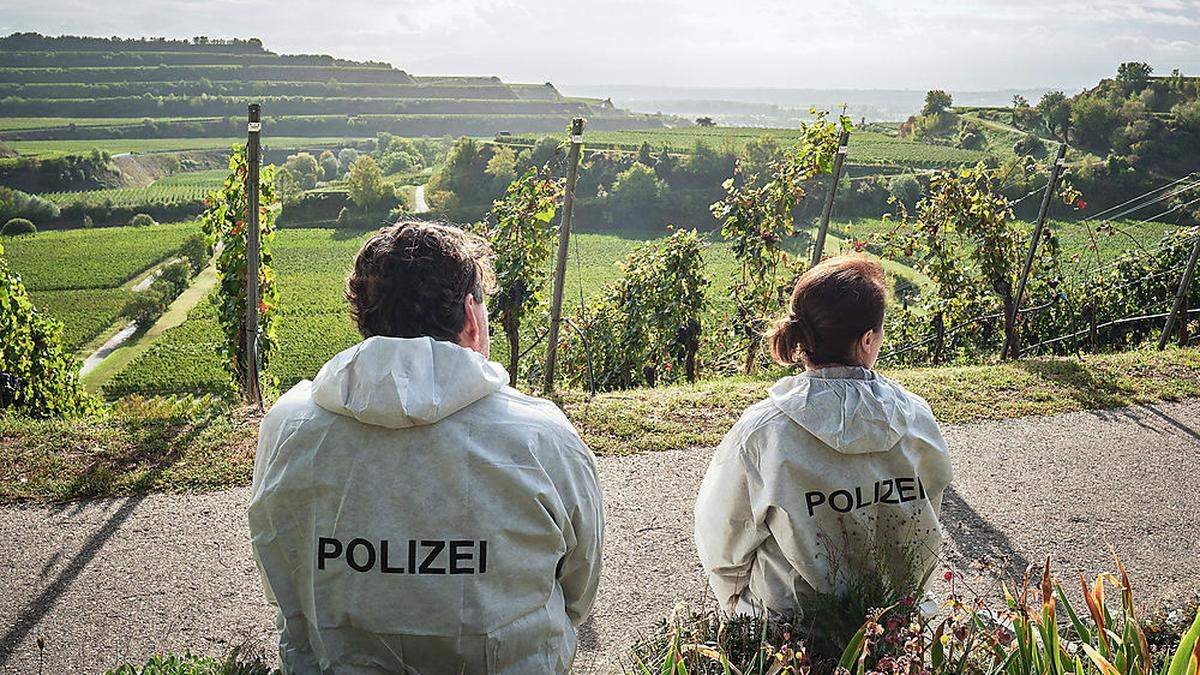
[3,400,1199,673]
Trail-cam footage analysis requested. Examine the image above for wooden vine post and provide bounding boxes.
[542,117,585,392]
[1002,142,1067,360]
[245,103,263,406]
[810,128,850,267]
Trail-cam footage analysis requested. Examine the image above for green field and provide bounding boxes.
[2,221,200,351]
[3,137,351,158]
[43,169,228,207]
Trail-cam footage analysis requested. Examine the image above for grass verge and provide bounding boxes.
[3,347,1200,502]
[557,346,1200,456]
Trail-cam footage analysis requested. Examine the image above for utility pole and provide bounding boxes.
[1158,225,1200,350]
[542,118,584,392]
[1002,142,1067,360]
[810,128,850,267]
[244,103,262,407]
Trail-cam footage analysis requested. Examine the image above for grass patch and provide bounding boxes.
[5,346,1200,502]
[0,396,256,502]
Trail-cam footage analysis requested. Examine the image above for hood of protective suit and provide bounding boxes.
[767,366,914,455]
[695,367,953,617]
[249,337,603,674]
[310,335,509,428]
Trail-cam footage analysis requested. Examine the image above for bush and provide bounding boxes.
[0,186,59,223]
[626,560,1200,675]
[129,212,156,227]
[179,233,208,274]
[105,645,275,675]
[1014,133,1045,156]
[560,229,709,390]
[888,174,922,209]
[2,217,35,235]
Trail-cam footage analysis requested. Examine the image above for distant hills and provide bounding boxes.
[561,84,1057,125]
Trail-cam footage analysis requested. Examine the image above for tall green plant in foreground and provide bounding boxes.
[711,110,851,374]
[0,242,96,418]
[479,167,562,382]
[202,145,278,398]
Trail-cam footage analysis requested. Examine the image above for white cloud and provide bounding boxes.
[1,0,1198,89]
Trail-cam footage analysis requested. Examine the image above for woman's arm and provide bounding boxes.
[694,433,768,613]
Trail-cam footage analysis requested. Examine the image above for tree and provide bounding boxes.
[282,152,320,190]
[922,90,953,115]
[0,242,96,417]
[1011,94,1033,127]
[318,149,340,180]
[129,213,156,227]
[479,169,562,382]
[1036,91,1072,139]
[711,111,850,373]
[1071,94,1123,149]
[346,155,392,209]
[696,116,716,127]
[1116,62,1153,95]
[202,144,279,399]
[636,141,655,166]
[608,162,667,227]
[484,145,517,192]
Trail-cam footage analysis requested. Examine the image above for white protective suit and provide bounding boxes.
[694,366,953,616]
[248,336,604,674]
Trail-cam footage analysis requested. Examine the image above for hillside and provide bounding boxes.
[0,32,665,144]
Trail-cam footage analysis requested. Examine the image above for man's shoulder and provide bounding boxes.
[263,381,323,426]
[475,387,592,460]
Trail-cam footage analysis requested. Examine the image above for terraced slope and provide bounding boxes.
[0,33,663,147]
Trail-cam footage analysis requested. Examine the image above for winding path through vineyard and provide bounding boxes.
[1,399,1199,672]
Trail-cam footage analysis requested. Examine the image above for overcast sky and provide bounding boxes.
[2,0,1199,91]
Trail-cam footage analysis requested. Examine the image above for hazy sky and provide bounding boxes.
[2,0,1199,91]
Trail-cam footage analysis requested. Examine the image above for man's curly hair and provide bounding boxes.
[346,221,496,341]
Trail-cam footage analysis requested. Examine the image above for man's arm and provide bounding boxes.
[553,436,605,628]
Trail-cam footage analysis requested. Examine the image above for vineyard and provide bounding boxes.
[501,127,998,169]
[1,136,350,159]
[1,221,200,350]
[100,228,742,396]
[43,169,227,208]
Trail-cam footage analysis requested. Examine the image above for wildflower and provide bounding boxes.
[944,570,954,582]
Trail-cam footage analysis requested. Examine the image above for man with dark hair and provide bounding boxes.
[249,221,604,674]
